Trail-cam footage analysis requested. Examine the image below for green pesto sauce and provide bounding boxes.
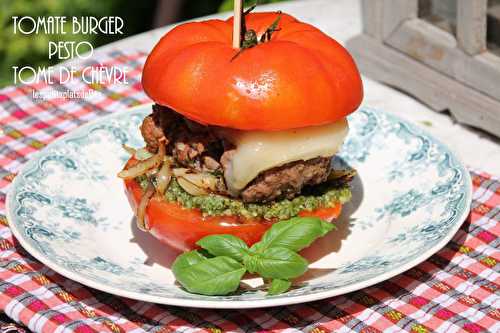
[137,176,351,221]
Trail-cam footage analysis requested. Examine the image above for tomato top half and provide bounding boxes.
[142,12,363,131]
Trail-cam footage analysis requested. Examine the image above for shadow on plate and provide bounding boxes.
[130,217,181,268]
[297,167,364,282]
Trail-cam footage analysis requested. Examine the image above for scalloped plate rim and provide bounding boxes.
[6,103,472,309]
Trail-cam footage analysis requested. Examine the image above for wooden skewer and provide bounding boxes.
[232,0,243,49]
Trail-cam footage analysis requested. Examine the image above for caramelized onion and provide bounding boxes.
[156,160,172,195]
[172,168,188,177]
[134,148,154,161]
[118,142,166,179]
[136,179,155,231]
[327,169,357,185]
[177,177,209,196]
[122,144,136,155]
[181,173,218,192]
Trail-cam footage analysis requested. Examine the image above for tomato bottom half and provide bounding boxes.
[124,177,342,252]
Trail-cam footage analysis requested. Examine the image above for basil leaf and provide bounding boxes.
[173,255,246,296]
[171,250,207,274]
[251,217,335,253]
[196,234,249,262]
[244,247,308,279]
[268,279,292,295]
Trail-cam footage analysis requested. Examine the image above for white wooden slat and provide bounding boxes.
[386,19,457,74]
[361,0,384,39]
[381,0,418,38]
[346,34,500,137]
[361,0,418,40]
[457,0,487,55]
[386,19,500,101]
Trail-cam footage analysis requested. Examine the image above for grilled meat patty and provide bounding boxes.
[142,104,224,172]
[140,104,332,203]
[240,157,331,203]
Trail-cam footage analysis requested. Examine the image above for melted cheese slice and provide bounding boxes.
[218,118,349,194]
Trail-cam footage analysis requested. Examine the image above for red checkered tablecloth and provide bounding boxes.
[0,50,499,333]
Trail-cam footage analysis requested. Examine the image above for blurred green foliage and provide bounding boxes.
[0,0,155,87]
[218,0,286,12]
[0,0,287,88]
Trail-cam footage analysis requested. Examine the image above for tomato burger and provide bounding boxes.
[119,12,363,251]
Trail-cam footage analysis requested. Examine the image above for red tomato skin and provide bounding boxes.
[125,177,270,251]
[124,176,342,252]
[142,12,363,131]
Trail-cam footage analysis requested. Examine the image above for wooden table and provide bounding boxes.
[79,0,500,174]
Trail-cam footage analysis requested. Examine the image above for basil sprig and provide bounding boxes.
[196,234,249,261]
[250,217,335,253]
[172,252,246,295]
[172,217,335,296]
[268,279,292,296]
[244,247,308,279]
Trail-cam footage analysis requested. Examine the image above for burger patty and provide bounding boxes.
[142,104,224,172]
[240,157,331,203]
[141,104,332,203]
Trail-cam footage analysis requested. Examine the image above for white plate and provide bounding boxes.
[6,103,472,308]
